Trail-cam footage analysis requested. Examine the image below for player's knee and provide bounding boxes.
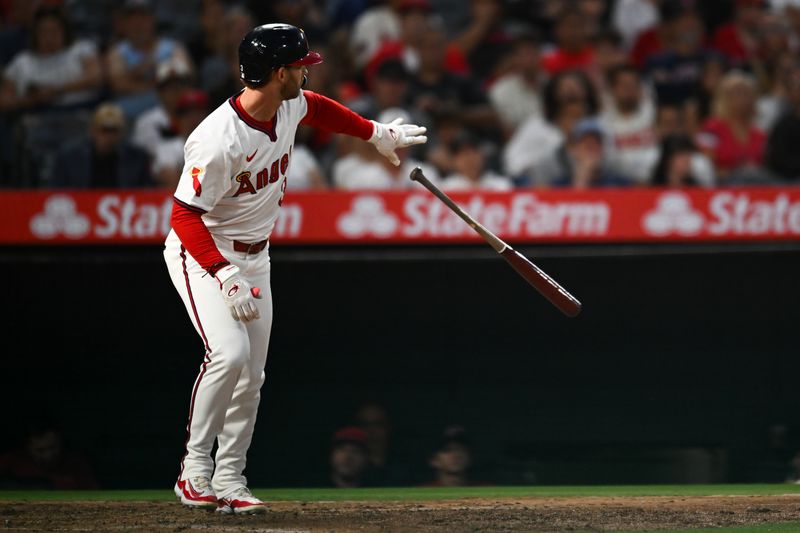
[216,336,250,371]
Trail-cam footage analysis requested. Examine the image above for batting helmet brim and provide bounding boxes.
[286,50,323,67]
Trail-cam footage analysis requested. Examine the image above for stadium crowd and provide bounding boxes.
[3,0,800,190]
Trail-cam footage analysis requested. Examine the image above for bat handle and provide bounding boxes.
[410,167,507,253]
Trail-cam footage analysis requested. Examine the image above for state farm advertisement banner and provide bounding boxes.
[2,187,800,245]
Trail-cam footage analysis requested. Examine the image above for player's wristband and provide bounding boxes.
[206,261,231,278]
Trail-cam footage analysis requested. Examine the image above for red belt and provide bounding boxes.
[232,238,268,254]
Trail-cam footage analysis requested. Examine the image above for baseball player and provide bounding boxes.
[164,23,426,514]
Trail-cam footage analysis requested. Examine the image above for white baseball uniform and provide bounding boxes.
[164,88,425,498]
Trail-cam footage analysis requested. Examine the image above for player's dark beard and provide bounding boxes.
[280,78,303,100]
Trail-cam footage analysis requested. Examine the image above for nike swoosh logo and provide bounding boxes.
[246,149,258,162]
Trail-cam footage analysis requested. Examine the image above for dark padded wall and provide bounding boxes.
[2,245,798,487]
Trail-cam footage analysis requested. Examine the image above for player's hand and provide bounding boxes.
[214,264,262,322]
[368,118,427,166]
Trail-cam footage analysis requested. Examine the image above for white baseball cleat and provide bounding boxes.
[216,486,267,515]
[174,476,218,510]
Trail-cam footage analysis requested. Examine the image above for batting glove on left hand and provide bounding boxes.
[214,264,262,322]
[368,118,427,166]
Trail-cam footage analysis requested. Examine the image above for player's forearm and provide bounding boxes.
[171,199,229,275]
[300,91,373,140]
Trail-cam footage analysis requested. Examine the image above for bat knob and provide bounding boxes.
[410,167,422,182]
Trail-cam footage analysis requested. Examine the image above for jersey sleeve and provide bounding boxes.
[300,90,374,140]
[173,133,233,212]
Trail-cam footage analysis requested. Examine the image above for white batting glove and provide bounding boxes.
[214,264,262,322]
[368,118,427,166]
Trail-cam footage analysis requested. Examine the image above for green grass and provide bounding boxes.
[2,484,800,502]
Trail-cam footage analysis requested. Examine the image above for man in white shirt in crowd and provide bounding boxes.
[599,64,659,183]
[131,58,191,160]
[152,89,209,187]
[488,31,543,133]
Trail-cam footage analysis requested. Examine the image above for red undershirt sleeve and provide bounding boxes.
[171,198,229,276]
[300,90,374,140]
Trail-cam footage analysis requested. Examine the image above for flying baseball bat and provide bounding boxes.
[410,167,582,317]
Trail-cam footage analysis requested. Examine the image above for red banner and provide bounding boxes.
[2,187,800,245]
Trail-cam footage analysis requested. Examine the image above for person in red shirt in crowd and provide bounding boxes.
[0,418,99,490]
[541,10,596,76]
[697,70,767,182]
[710,0,766,68]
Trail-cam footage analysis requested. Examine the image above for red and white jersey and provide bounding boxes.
[172,90,309,243]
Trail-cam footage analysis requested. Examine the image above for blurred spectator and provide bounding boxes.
[600,65,658,183]
[488,31,544,132]
[366,0,429,75]
[422,425,478,487]
[131,59,192,160]
[541,10,596,76]
[697,71,767,183]
[442,133,511,190]
[643,5,717,107]
[186,0,227,78]
[408,20,494,132]
[424,109,467,177]
[592,30,628,88]
[50,103,152,188]
[612,0,659,48]
[286,145,327,190]
[711,0,766,68]
[355,402,406,486]
[350,0,403,69]
[453,0,513,82]
[152,89,209,188]
[537,118,631,188]
[349,58,415,120]
[696,55,729,123]
[750,11,792,93]
[630,0,696,70]
[0,416,98,490]
[199,5,254,107]
[755,51,795,133]
[766,63,800,181]
[503,70,599,185]
[330,426,369,488]
[651,134,715,187]
[106,0,193,119]
[0,1,37,65]
[0,6,101,112]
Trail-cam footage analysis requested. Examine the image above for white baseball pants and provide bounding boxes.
[164,232,273,497]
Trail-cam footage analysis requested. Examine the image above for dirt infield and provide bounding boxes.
[3,495,800,532]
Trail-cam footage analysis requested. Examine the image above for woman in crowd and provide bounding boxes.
[503,69,600,185]
[651,134,714,187]
[697,70,767,183]
[0,6,101,111]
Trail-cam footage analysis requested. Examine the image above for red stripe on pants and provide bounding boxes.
[179,245,212,478]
